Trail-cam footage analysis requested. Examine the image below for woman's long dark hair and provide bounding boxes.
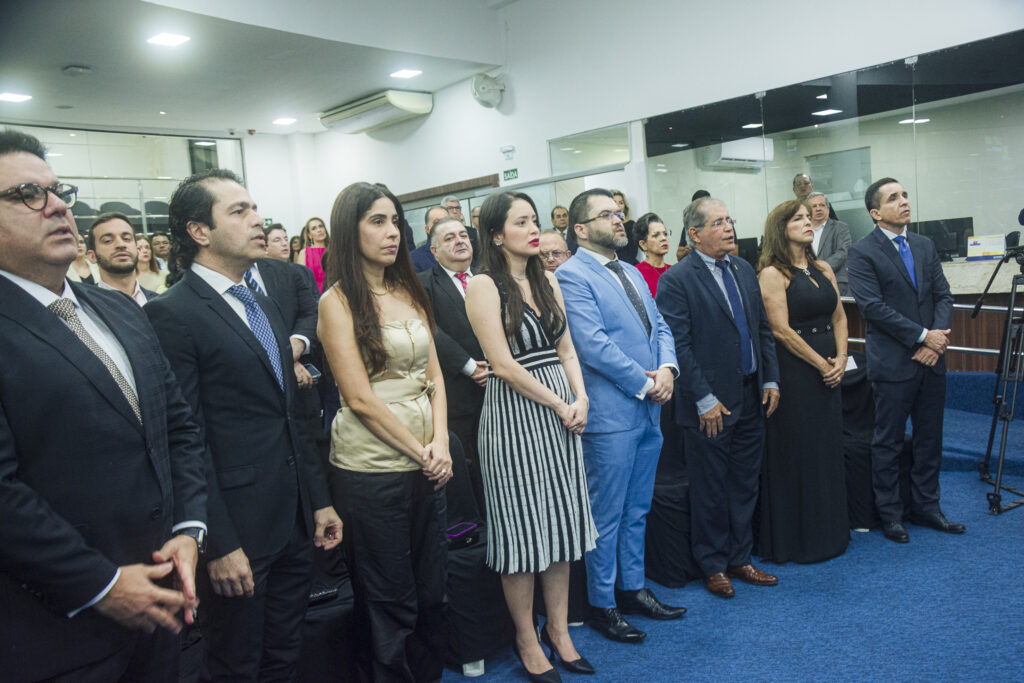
[324,182,434,376]
[757,199,825,278]
[478,191,565,342]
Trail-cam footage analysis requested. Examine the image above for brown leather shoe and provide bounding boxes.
[727,564,778,586]
[704,572,735,598]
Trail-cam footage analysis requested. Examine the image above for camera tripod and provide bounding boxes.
[974,248,1024,514]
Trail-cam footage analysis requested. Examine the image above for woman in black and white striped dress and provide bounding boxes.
[466,191,597,681]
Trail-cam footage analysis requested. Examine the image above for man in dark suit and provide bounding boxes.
[808,193,852,295]
[89,212,160,304]
[145,169,342,680]
[656,196,780,599]
[848,177,963,543]
[417,216,487,514]
[410,205,449,272]
[0,129,207,681]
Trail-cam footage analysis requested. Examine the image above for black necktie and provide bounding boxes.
[605,260,652,337]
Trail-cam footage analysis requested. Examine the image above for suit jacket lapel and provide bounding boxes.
[689,254,736,326]
[873,227,915,289]
[434,266,466,314]
[819,221,834,255]
[184,270,286,396]
[579,250,649,336]
[0,278,142,430]
[256,260,278,297]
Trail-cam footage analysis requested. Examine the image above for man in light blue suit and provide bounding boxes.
[557,188,686,645]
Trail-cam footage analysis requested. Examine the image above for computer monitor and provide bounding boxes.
[909,217,974,260]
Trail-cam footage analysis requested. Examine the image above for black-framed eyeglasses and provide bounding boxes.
[540,250,566,260]
[0,182,78,211]
[579,210,625,225]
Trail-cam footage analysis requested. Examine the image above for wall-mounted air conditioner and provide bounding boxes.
[700,137,774,169]
[319,90,433,134]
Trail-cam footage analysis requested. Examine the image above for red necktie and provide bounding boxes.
[455,272,469,292]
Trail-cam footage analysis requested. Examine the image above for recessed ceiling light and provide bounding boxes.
[613,148,628,153]
[148,33,190,47]
[812,109,843,116]
[671,143,688,148]
[272,117,296,125]
[742,123,763,129]
[572,150,582,154]
[69,133,76,137]
[45,153,63,157]
[816,94,828,100]
[899,118,931,124]
[193,141,216,147]
[559,147,574,151]
[655,169,668,173]
[390,69,422,79]
[159,111,167,115]
[0,93,32,103]
[157,176,172,180]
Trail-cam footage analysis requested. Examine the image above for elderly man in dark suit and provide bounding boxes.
[808,192,852,295]
[656,196,780,600]
[848,177,963,543]
[0,130,207,681]
[418,216,488,514]
[145,169,342,681]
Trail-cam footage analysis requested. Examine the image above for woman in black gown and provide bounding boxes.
[756,199,849,563]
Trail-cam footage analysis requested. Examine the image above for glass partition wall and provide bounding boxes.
[0,124,244,235]
[644,29,1024,264]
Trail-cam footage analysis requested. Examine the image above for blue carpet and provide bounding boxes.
[446,408,1024,681]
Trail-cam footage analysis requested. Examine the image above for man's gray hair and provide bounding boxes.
[807,191,829,206]
[682,197,721,246]
[429,216,467,247]
[442,195,461,206]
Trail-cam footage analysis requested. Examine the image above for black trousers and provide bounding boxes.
[870,367,946,522]
[48,629,178,683]
[333,468,447,683]
[449,411,485,518]
[198,511,313,682]
[684,379,764,576]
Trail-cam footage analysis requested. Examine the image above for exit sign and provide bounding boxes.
[263,218,273,227]
[503,168,518,181]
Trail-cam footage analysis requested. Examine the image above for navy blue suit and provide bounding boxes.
[557,249,676,608]
[656,251,779,576]
[0,277,206,681]
[848,227,953,522]
[410,243,438,273]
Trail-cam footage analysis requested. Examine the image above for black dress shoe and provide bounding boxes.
[882,520,910,543]
[616,587,686,620]
[588,607,646,644]
[907,510,966,534]
[514,645,561,683]
[540,623,596,675]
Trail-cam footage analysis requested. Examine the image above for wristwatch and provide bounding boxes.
[175,527,207,555]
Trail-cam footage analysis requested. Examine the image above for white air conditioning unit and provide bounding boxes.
[319,90,433,134]
[700,137,774,169]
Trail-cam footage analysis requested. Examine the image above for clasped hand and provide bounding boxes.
[645,367,674,404]
[820,357,845,388]
[558,398,588,435]
[422,441,453,490]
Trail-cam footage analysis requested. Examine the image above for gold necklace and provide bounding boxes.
[370,282,390,296]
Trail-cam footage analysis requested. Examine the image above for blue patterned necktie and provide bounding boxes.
[892,234,917,288]
[714,259,754,375]
[244,266,263,294]
[227,284,284,390]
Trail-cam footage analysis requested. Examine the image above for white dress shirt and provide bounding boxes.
[97,278,149,307]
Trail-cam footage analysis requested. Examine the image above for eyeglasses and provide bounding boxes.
[540,250,566,260]
[0,182,78,211]
[579,210,625,225]
[707,217,736,229]
[446,204,462,213]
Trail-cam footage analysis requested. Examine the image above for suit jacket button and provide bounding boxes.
[149,507,162,520]
[286,456,295,466]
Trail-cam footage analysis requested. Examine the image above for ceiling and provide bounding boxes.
[0,0,504,137]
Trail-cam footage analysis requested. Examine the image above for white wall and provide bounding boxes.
[243,0,1024,231]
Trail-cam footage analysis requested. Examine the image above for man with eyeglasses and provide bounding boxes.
[0,129,207,680]
[655,196,781,600]
[539,229,571,272]
[557,188,685,645]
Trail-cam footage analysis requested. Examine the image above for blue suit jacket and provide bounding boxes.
[848,227,954,382]
[410,243,437,273]
[0,278,206,678]
[655,252,780,429]
[556,249,676,433]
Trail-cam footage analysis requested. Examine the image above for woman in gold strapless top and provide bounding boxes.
[318,182,451,682]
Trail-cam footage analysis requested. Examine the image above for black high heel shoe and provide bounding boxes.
[515,642,562,683]
[540,623,596,675]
